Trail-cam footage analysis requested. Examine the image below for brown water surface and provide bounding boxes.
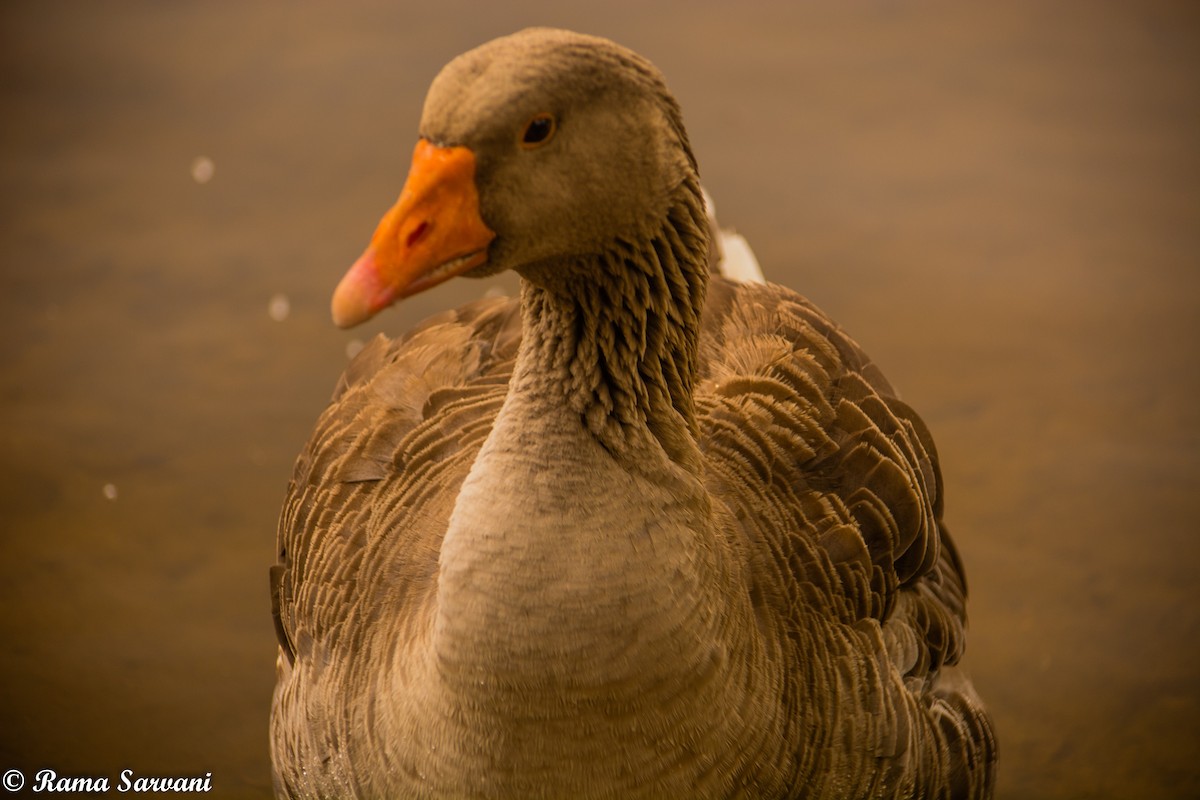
[2,2,1198,797]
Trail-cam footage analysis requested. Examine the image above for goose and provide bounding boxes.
[269,28,997,799]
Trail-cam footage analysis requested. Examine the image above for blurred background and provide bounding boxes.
[1,1,1197,797]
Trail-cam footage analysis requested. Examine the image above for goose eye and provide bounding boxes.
[520,114,556,148]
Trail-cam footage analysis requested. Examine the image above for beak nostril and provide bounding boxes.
[405,221,429,249]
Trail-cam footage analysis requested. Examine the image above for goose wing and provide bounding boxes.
[696,277,995,796]
[271,296,520,668]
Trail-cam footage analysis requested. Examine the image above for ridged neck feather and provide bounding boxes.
[513,174,711,466]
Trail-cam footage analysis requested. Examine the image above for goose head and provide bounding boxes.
[331,28,701,328]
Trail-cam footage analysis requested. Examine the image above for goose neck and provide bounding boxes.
[513,180,711,465]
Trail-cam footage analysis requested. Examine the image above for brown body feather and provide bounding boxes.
[273,280,995,798]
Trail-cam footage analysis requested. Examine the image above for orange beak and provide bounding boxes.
[331,140,496,328]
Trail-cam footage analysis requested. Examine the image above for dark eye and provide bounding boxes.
[520,113,556,148]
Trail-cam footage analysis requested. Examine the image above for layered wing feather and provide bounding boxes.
[270,297,521,792]
[697,276,994,798]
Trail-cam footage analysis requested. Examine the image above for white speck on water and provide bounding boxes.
[191,156,215,184]
[268,293,291,322]
[102,483,118,501]
[345,338,365,359]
